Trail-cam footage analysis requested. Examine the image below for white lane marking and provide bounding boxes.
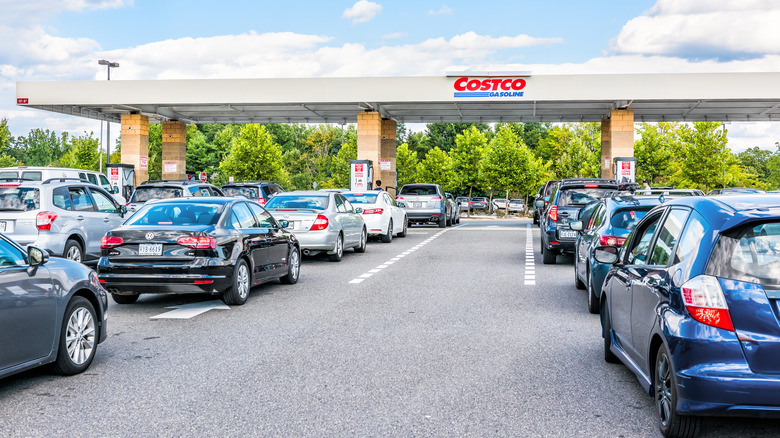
[349,279,365,284]
[525,223,536,286]
[359,273,373,278]
[150,300,229,320]
[376,264,390,269]
[384,260,396,264]
[368,269,382,273]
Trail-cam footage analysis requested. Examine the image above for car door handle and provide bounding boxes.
[103,217,111,222]
[77,215,84,221]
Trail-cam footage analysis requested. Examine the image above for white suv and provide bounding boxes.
[0,177,127,262]
[0,166,126,204]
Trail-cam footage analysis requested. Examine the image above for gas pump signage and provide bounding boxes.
[351,163,366,191]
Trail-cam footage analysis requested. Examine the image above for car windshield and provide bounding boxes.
[399,185,437,196]
[558,188,611,207]
[707,221,780,286]
[0,187,40,211]
[610,207,651,231]
[343,193,378,204]
[222,186,259,198]
[265,195,329,210]
[131,187,184,203]
[126,203,223,226]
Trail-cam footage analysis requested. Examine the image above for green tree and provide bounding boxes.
[186,124,221,174]
[672,122,731,191]
[634,122,679,184]
[417,146,456,190]
[766,144,780,190]
[738,146,774,183]
[426,123,491,153]
[479,126,527,202]
[0,119,19,166]
[451,126,487,211]
[147,124,163,180]
[60,133,100,170]
[395,143,419,187]
[220,124,289,184]
[330,137,357,188]
[537,123,599,178]
[11,128,68,166]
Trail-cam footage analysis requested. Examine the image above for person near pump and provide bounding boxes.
[374,180,382,191]
[642,179,652,195]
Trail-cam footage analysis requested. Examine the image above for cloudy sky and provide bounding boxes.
[2,0,780,152]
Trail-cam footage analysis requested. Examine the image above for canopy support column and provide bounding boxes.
[120,114,149,185]
[162,121,187,180]
[357,111,396,192]
[600,109,634,179]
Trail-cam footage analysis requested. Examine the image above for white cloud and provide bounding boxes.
[342,0,382,24]
[611,0,780,59]
[428,5,453,16]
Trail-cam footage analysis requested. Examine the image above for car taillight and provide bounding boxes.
[101,236,124,249]
[258,197,266,205]
[548,205,558,222]
[310,214,329,231]
[396,196,404,201]
[362,208,384,214]
[431,196,442,201]
[36,212,57,231]
[585,184,598,188]
[176,236,216,249]
[682,275,734,331]
[598,235,626,247]
[0,183,20,187]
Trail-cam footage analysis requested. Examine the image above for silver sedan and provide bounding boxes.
[264,191,367,261]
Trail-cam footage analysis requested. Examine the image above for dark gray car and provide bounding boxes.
[0,234,108,379]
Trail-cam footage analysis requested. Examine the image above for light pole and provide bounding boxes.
[98,60,119,165]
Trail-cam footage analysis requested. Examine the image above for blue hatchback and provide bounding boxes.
[595,195,780,438]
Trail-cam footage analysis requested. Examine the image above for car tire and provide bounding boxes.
[64,239,83,263]
[328,234,344,262]
[111,293,139,304]
[601,301,620,364]
[381,220,393,243]
[542,243,556,264]
[438,214,446,228]
[397,217,408,237]
[655,344,701,438]
[354,228,367,253]
[280,246,300,284]
[52,296,98,376]
[575,250,586,290]
[222,259,250,305]
[587,267,599,314]
[446,214,452,227]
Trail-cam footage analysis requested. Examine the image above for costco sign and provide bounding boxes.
[453,77,526,98]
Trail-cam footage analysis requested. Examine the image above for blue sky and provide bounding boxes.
[2,0,780,152]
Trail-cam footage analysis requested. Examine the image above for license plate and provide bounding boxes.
[559,229,577,239]
[138,243,163,256]
[0,221,5,232]
[413,202,422,208]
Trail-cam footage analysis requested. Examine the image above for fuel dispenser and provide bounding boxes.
[613,157,637,184]
[349,160,373,191]
[107,163,136,202]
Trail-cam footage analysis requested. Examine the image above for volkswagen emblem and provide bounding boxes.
[145,232,155,240]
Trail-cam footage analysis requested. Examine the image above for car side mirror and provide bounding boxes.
[113,186,119,194]
[535,200,545,208]
[355,207,363,214]
[570,220,584,231]
[119,205,127,215]
[593,246,619,264]
[278,219,290,229]
[397,202,406,208]
[27,246,49,266]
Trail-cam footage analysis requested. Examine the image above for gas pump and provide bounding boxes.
[107,163,136,201]
[613,157,637,185]
[349,160,373,191]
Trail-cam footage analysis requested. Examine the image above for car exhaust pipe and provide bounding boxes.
[302,249,310,256]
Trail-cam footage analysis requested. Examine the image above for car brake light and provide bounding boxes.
[682,275,734,331]
[585,184,598,188]
[310,214,329,231]
[101,236,124,249]
[431,196,442,201]
[176,236,216,249]
[598,235,626,247]
[0,183,20,187]
[36,212,57,231]
[362,208,384,214]
[258,197,266,205]
[548,205,558,222]
[396,196,404,201]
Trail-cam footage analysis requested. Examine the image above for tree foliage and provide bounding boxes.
[219,124,288,184]
[395,143,419,187]
[417,147,455,190]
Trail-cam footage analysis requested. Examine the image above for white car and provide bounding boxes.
[343,191,408,243]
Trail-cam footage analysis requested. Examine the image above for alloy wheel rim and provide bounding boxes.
[66,307,95,365]
[237,264,249,298]
[67,246,81,262]
[337,237,343,257]
[656,353,673,426]
[388,222,392,239]
[290,249,300,280]
[587,269,593,307]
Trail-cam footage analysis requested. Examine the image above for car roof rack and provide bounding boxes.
[42,177,91,184]
[141,179,205,185]
[0,177,37,182]
[561,178,618,184]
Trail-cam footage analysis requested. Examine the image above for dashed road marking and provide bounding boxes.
[525,224,536,286]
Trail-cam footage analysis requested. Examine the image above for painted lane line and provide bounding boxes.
[349,279,365,284]
[376,264,390,269]
[359,273,373,278]
[368,269,382,273]
[150,300,230,320]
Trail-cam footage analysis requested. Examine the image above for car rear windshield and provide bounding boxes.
[399,185,437,196]
[0,187,40,211]
[265,195,329,210]
[222,186,259,199]
[131,187,184,203]
[557,188,611,207]
[610,207,652,231]
[126,203,223,226]
[343,193,378,204]
[706,220,780,287]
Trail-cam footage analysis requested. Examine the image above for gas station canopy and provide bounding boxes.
[15,72,780,125]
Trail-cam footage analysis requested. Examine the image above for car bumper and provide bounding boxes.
[293,229,340,252]
[97,257,233,295]
[11,233,66,257]
[361,215,388,236]
[543,229,576,253]
[404,210,443,223]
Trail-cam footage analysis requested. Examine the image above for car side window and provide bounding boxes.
[673,211,707,265]
[200,187,211,197]
[335,195,347,213]
[52,186,72,210]
[590,205,606,229]
[626,211,663,265]
[69,187,96,212]
[230,202,258,229]
[189,186,202,197]
[650,208,691,266]
[99,174,112,191]
[0,237,26,267]
[248,202,277,228]
[343,198,355,213]
[89,188,119,213]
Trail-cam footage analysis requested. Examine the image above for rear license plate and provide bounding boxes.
[559,229,577,239]
[0,221,6,232]
[138,243,163,256]
[413,202,422,208]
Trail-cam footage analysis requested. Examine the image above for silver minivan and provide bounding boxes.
[0,178,127,262]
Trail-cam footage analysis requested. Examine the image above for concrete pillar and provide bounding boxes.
[162,121,187,180]
[357,111,397,192]
[120,114,149,186]
[600,109,634,179]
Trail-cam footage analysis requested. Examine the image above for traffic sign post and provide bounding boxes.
[200,171,207,182]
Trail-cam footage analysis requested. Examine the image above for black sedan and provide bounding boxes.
[0,234,108,379]
[98,198,300,305]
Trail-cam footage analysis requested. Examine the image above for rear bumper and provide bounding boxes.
[361,215,388,236]
[293,229,339,252]
[405,210,443,223]
[543,228,576,253]
[97,257,233,294]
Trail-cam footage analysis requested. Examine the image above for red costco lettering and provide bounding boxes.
[454,77,527,91]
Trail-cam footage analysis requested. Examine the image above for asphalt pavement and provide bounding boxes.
[0,218,778,437]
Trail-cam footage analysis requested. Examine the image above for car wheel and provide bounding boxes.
[397,216,408,237]
[601,301,620,364]
[587,267,599,314]
[52,296,98,375]
[575,250,586,290]
[354,228,367,253]
[328,234,344,262]
[280,246,300,284]
[542,243,556,264]
[446,213,452,227]
[64,239,83,263]
[222,259,250,305]
[381,220,393,243]
[111,293,139,304]
[438,214,446,228]
[655,344,701,438]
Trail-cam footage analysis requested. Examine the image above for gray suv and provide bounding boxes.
[0,178,127,262]
[396,183,452,228]
[127,180,224,213]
